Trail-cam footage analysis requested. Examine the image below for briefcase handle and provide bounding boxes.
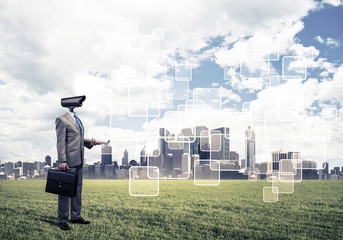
[57,167,77,174]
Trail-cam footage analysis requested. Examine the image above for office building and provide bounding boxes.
[167,147,183,170]
[22,162,34,177]
[329,174,339,180]
[272,151,287,171]
[101,145,112,173]
[181,153,189,175]
[140,146,147,166]
[88,165,95,178]
[302,159,317,169]
[190,154,199,171]
[211,127,230,161]
[4,162,14,174]
[241,159,246,169]
[0,173,7,180]
[322,162,329,175]
[13,167,23,178]
[45,155,51,166]
[53,161,58,168]
[129,160,138,166]
[229,151,239,161]
[122,149,129,166]
[272,150,301,171]
[190,126,208,157]
[246,126,255,172]
[165,154,174,175]
[149,149,163,171]
[117,169,128,179]
[259,161,273,174]
[334,167,340,175]
[181,128,194,141]
[95,165,101,177]
[301,159,318,179]
[105,165,116,178]
[159,128,169,158]
[15,161,22,168]
[180,128,193,155]
[33,161,41,171]
[43,165,50,173]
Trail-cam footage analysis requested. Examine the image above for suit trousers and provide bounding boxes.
[58,166,83,223]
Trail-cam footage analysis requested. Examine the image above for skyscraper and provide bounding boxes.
[181,153,189,175]
[104,165,115,178]
[122,149,129,166]
[272,150,301,171]
[159,128,169,171]
[211,127,230,161]
[192,126,208,156]
[15,161,22,168]
[140,146,147,166]
[45,155,51,167]
[4,162,14,174]
[245,126,255,172]
[22,162,34,177]
[334,167,340,175]
[101,145,112,173]
[272,151,287,171]
[322,162,329,176]
[165,153,173,174]
[33,161,41,171]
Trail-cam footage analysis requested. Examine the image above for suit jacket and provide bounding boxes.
[55,112,93,167]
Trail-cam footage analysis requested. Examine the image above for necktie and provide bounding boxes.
[73,113,82,133]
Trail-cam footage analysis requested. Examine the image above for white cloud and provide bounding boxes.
[314,36,340,48]
[316,65,343,105]
[314,36,324,44]
[326,37,341,48]
[213,21,308,92]
[320,0,343,7]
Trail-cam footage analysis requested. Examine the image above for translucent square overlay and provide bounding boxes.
[282,56,307,80]
[272,172,294,194]
[280,159,302,183]
[129,166,159,197]
[194,160,220,186]
[263,187,279,202]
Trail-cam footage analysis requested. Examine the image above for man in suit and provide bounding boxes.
[56,96,100,231]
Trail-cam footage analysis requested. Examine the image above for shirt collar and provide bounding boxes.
[67,111,75,118]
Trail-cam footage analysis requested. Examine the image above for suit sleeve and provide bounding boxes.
[56,117,67,164]
[84,138,93,149]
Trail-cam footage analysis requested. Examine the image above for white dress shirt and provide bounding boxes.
[67,111,76,123]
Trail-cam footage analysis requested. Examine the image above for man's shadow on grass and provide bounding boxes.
[1,207,58,227]
[36,215,57,226]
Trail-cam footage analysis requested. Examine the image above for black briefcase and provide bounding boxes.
[45,168,78,197]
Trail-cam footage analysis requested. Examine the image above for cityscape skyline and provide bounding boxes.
[1,125,342,181]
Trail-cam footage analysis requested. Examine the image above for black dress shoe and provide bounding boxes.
[70,218,90,224]
[58,223,70,231]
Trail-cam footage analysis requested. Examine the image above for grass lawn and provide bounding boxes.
[0,180,342,239]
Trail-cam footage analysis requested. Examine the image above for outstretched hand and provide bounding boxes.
[91,138,101,146]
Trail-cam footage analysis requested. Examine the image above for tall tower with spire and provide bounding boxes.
[245,126,255,172]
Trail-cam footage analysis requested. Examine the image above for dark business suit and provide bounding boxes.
[55,112,92,224]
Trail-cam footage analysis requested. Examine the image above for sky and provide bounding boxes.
[0,0,343,169]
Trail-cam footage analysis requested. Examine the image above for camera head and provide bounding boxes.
[61,95,86,112]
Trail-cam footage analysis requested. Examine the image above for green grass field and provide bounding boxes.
[0,180,343,239]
